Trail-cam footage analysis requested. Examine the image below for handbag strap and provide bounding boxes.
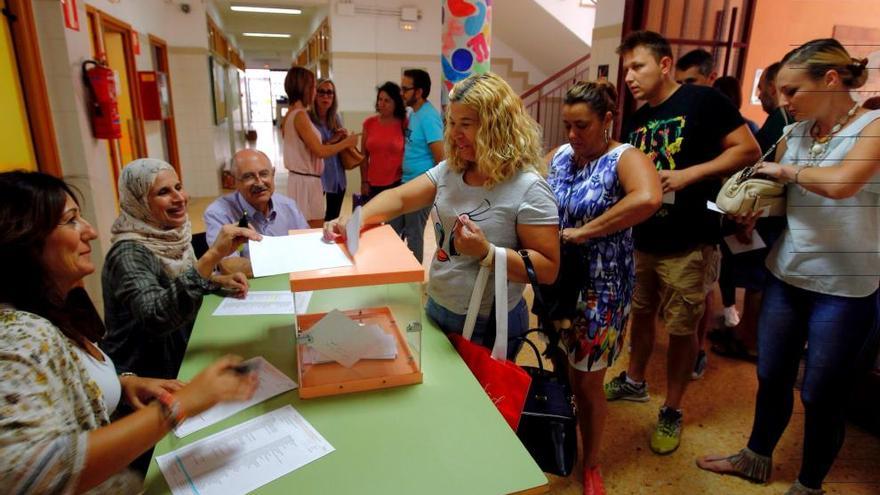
[462,246,508,361]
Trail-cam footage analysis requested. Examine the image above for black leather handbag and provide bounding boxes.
[516,331,578,476]
[515,251,578,477]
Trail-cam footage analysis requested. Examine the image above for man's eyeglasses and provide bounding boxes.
[316,89,335,96]
[238,170,273,183]
[400,86,415,94]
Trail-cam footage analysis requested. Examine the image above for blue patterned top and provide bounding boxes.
[547,143,635,304]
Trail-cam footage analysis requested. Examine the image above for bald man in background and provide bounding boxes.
[204,149,308,276]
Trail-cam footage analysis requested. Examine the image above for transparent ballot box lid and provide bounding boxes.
[289,225,424,398]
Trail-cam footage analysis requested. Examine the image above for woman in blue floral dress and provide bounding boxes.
[545,81,661,495]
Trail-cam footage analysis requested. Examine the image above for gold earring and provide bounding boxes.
[604,128,610,144]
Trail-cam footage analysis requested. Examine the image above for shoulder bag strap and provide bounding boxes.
[491,247,508,361]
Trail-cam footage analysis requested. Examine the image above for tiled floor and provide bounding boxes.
[187,124,880,495]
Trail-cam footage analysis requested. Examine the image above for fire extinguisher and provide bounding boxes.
[82,59,122,139]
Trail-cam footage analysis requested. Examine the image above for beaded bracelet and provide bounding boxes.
[157,391,186,429]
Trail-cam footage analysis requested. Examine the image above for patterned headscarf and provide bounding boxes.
[110,158,196,277]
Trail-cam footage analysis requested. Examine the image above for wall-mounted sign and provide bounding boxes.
[61,0,79,31]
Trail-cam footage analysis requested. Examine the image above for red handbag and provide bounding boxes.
[449,247,531,430]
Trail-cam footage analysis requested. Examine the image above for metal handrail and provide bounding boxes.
[521,53,591,100]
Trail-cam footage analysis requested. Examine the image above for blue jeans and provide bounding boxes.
[426,297,529,361]
[747,275,880,489]
[389,206,431,264]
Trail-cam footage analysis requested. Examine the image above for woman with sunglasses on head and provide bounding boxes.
[282,67,358,227]
[698,38,880,495]
[310,78,350,221]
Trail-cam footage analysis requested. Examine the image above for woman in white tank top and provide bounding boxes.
[698,39,880,495]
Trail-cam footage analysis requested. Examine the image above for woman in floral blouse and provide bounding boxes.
[0,171,259,493]
[544,81,661,495]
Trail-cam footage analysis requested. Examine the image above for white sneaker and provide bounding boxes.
[723,306,741,328]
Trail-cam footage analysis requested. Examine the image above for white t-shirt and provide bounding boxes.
[72,343,122,415]
[425,161,559,315]
[766,109,880,297]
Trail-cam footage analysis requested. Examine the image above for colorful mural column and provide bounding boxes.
[441,0,491,104]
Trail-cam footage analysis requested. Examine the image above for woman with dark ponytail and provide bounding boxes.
[698,38,880,495]
[544,80,661,495]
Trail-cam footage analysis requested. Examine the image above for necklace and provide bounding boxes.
[808,101,860,164]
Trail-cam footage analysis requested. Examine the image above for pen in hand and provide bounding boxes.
[237,211,249,253]
[231,361,258,375]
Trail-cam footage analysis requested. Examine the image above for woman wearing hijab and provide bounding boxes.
[102,159,260,381]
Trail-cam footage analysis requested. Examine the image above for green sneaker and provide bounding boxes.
[604,371,650,402]
[650,406,683,455]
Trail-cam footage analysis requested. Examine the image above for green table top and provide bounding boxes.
[144,275,547,495]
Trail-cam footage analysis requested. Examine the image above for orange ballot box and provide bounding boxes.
[289,225,425,399]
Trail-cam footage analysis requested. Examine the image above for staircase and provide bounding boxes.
[521,54,591,152]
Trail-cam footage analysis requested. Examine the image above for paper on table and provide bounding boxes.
[212,291,313,316]
[346,205,362,257]
[724,231,767,255]
[248,232,352,278]
[174,357,298,437]
[302,323,397,365]
[157,405,333,495]
[305,309,377,368]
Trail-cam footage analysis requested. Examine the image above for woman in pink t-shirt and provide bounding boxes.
[360,82,407,200]
[281,67,358,227]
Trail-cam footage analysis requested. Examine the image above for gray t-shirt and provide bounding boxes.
[425,161,559,316]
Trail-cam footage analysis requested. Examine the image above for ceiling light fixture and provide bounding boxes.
[231,6,302,15]
[243,32,292,38]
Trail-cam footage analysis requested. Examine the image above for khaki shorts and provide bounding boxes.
[631,245,720,336]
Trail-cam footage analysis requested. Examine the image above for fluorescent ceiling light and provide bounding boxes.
[231,5,302,15]
[243,32,292,38]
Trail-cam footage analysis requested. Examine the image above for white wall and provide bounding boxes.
[589,0,626,83]
[330,0,442,116]
[30,0,244,304]
[32,0,120,307]
[534,0,596,45]
[492,37,548,86]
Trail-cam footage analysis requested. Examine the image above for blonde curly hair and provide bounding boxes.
[444,72,544,187]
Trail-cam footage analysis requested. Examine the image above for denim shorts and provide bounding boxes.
[426,297,529,360]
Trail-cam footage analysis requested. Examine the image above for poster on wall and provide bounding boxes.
[209,56,227,125]
[832,25,880,103]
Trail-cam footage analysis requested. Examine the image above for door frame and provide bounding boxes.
[148,34,181,177]
[85,5,148,186]
[2,0,62,176]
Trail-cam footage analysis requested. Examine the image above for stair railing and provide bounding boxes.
[521,53,591,152]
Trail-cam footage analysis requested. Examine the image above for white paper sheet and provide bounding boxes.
[248,232,352,278]
[305,309,377,368]
[707,200,770,217]
[662,191,676,204]
[212,291,313,316]
[174,357,298,437]
[157,405,333,495]
[724,231,767,255]
[346,206,362,257]
[302,323,397,364]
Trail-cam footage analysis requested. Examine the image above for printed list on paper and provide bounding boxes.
[212,291,313,316]
[157,405,334,495]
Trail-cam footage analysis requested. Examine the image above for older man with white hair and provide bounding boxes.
[205,149,308,276]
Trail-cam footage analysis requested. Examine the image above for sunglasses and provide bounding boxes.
[316,89,335,96]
